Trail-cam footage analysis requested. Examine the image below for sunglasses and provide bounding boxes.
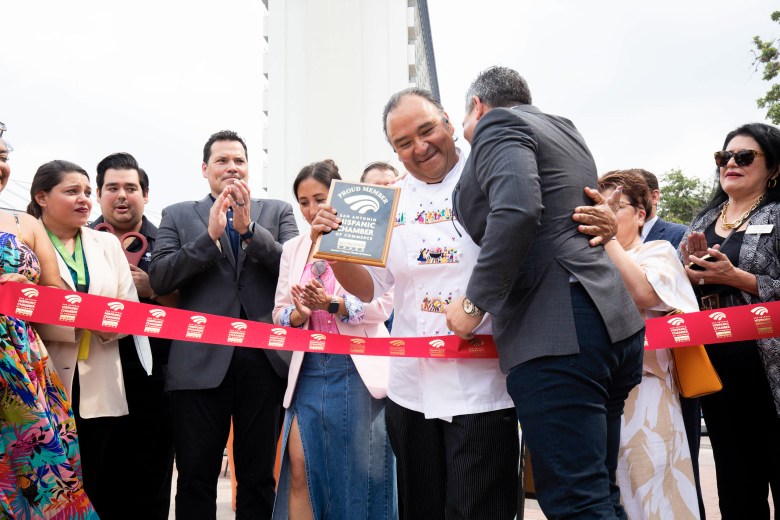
[714,149,765,168]
[310,260,327,283]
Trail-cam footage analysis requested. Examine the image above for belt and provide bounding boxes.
[700,292,746,310]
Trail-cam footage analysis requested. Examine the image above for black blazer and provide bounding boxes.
[149,195,298,390]
[455,105,644,372]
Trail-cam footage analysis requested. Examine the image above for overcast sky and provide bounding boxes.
[2,0,778,222]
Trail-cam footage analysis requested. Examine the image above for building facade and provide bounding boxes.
[262,0,438,205]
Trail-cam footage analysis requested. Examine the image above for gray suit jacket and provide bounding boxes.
[455,105,644,372]
[149,195,298,390]
[645,217,687,248]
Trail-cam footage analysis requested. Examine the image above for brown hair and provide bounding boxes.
[598,169,653,218]
[27,160,90,218]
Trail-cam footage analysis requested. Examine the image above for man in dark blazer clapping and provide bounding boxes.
[150,130,297,520]
[446,67,645,520]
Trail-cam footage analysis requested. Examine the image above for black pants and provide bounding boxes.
[72,367,120,517]
[385,399,519,520]
[97,342,175,520]
[679,395,706,519]
[506,284,644,520]
[702,340,780,519]
[172,347,284,520]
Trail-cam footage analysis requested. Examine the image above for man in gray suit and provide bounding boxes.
[446,67,645,519]
[150,130,297,519]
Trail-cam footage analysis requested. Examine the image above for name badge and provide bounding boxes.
[746,224,774,234]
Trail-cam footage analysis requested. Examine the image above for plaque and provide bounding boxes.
[313,180,400,267]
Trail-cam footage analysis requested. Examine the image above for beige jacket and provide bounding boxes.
[36,226,144,418]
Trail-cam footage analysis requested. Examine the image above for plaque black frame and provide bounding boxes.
[313,180,400,267]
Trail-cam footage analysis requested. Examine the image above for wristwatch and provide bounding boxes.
[328,295,340,314]
[462,297,486,317]
[239,221,255,243]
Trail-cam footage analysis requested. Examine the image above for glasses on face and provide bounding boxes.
[617,201,636,210]
[310,260,327,283]
[714,149,765,168]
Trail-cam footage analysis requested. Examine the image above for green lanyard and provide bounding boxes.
[46,228,87,290]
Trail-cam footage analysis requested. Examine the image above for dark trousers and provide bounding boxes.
[72,368,119,517]
[96,342,175,520]
[385,399,519,520]
[172,347,285,520]
[679,395,706,519]
[506,284,644,520]
[702,340,780,520]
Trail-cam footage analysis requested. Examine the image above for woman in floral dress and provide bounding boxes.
[0,131,97,519]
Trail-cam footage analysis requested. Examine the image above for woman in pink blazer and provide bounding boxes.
[271,160,396,519]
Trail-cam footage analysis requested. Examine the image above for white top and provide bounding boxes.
[369,151,514,419]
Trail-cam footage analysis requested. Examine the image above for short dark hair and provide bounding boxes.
[203,130,248,164]
[599,170,653,220]
[28,160,90,218]
[465,66,532,113]
[293,159,342,199]
[636,169,659,192]
[360,161,398,182]
[382,87,443,142]
[697,122,780,218]
[96,152,149,195]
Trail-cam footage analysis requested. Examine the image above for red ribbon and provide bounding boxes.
[2,282,777,358]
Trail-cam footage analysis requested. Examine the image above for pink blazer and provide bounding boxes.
[273,234,393,408]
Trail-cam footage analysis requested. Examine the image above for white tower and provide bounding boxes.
[263,0,438,206]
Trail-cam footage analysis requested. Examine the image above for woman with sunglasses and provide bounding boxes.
[0,136,98,517]
[28,160,151,517]
[597,170,701,519]
[681,122,780,518]
[272,160,395,519]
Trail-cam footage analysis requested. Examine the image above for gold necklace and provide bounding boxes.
[720,194,765,230]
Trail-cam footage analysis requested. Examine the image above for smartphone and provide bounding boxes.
[689,254,717,271]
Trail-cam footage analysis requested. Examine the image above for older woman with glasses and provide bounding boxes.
[596,170,700,519]
[0,131,98,518]
[272,160,396,520]
[681,122,780,518]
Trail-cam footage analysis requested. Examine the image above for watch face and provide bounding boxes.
[463,299,474,314]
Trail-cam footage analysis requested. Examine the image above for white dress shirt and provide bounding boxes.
[369,151,514,419]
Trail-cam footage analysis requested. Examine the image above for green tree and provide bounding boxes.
[753,11,780,124]
[657,168,715,225]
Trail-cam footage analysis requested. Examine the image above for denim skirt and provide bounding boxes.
[272,353,397,519]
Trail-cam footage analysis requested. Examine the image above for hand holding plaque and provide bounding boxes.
[313,180,400,267]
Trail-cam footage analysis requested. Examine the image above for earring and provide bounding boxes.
[769,177,777,189]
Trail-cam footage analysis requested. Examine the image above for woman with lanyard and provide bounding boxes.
[681,123,780,518]
[29,159,151,517]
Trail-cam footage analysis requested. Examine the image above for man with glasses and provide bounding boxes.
[149,130,297,520]
[313,88,519,519]
[446,66,645,520]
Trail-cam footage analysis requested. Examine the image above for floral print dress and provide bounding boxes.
[0,232,97,519]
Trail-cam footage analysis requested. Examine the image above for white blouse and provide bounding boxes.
[369,151,514,419]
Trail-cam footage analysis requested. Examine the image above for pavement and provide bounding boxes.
[167,427,774,519]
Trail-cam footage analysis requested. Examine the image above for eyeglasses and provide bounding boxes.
[714,149,765,168]
[617,201,636,210]
[310,260,327,283]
